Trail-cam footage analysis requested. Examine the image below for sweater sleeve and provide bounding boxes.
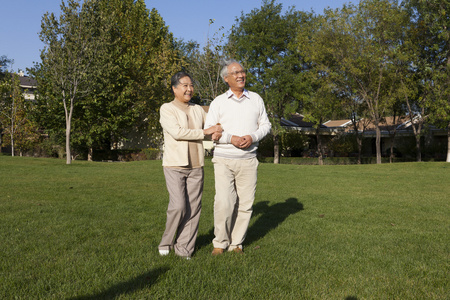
[160,103,205,141]
[250,96,272,143]
[204,99,232,144]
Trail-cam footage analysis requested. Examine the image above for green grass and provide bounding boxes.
[1,156,449,299]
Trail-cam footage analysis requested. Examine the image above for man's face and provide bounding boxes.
[224,63,246,90]
[173,76,194,103]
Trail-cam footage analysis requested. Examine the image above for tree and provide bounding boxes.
[347,97,372,164]
[35,0,108,164]
[181,20,229,104]
[296,14,346,165]
[227,0,311,163]
[298,0,406,164]
[0,73,39,156]
[0,56,12,76]
[76,0,182,160]
[33,0,182,162]
[0,55,13,152]
[405,0,450,162]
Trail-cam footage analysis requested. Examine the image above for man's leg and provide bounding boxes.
[212,157,237,250]
[229,157,258,251]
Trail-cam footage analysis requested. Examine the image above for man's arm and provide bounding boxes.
[205,100,232,144]
[249,96,272,143]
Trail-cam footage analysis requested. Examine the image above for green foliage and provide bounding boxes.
[180,24,229,104]
[33,0,111,163]
[0,73,40,155]
[141,148,161,160]
[33,134,65,158]
[280,130,309,156]
[258,130,310,158]
[328,132,358,155]
[227,0,312,161]
[0,55,12,75]
[298,0,410,164]
[32,0,182,162]
[1,157,448,298]
[405,0,450,137]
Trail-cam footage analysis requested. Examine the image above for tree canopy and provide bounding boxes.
[3,0,449,163]
[227,0,312,163]
[32,0,182,163]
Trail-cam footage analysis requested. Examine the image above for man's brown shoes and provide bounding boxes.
[211,248,224,256]
[233,247,244,254]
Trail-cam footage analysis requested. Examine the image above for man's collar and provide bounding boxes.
[227,89,249,99]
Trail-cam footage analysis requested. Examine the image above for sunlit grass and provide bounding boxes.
[1,156,448,299]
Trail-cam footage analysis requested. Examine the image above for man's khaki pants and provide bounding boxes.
[212,157,258,250]
[159,167,203,257]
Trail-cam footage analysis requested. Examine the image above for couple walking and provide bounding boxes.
[157,59,271,259]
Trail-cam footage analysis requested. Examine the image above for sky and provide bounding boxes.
[0,0,359,75]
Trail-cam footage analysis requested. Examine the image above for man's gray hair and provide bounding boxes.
[220,59,243,82]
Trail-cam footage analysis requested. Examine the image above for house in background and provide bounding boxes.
[17,71,37,101]
[281,113,447,159]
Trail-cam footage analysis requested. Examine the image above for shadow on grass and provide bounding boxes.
[196,197,303,252]
[245,197,303,245]
[70,267,168,300]
[195,227,214,252]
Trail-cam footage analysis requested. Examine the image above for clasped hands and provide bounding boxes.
[203,125,252,148]
[231,135,253,149]
[203,124,223,141]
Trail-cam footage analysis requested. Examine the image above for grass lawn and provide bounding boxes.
[1,156,448,299]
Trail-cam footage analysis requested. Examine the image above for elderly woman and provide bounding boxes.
[158,71,221,259]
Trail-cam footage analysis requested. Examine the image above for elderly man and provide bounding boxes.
[204,59,271,255]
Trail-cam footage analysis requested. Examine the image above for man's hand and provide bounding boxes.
[231,135,252,149]
[240,135,253,149]
[231,135,243,148]
[203,124,222,136]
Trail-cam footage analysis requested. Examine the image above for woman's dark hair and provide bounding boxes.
[171,71,193,91]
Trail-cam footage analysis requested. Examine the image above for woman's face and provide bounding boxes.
[173,76,194,103]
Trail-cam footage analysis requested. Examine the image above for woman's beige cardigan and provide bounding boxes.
[159,101,206,167]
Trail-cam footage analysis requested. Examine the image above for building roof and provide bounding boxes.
[323,119,352,128]
[356,116,413,132]
[18,75,37,89]
[281,113,327,128]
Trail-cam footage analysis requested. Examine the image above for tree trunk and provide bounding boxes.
[415,135,422,162]
[352,121,363,165]
[10,126,14,157]
[316,127,323,166]
[273,133,280,164]
[88,147,93,161]
[357,137,362,165]
[375,125,381,164]
[389,141,394,163]
[447,122,450,163]
[389,130,397,163]
[66,119,71,164]
[63,92,74,165]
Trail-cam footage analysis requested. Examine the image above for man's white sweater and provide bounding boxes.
[204,89,271,159]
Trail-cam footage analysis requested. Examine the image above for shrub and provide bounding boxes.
[142,148,161,160]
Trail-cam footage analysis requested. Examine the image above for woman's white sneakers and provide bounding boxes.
[159,249,190,260]
[159,249,169,256]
